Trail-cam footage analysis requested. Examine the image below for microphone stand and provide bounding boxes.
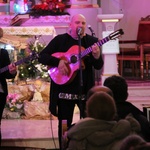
[77,34,84,119]
[91,31,96,37]
[88,25,96,37]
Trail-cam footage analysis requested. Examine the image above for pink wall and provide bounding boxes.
[101,0,150,41]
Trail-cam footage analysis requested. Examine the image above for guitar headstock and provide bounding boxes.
[109,29,124,40]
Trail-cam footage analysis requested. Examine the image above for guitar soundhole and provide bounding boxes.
[70,55,77,64]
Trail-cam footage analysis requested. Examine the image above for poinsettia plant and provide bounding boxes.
[30,0,69,16]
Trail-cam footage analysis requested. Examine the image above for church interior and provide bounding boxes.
[1,0,150,149]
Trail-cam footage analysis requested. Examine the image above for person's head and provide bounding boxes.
[120,134,150,150]
[103,75,128,102]
[87,85,113,99]
[0,27,3,38]
[69,14,86,38]
[86,91,117,121]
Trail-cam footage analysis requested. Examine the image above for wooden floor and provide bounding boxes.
[1,78,150,150]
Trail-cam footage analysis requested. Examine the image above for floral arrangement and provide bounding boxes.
[6,93,24,112]
[29,0,70,17]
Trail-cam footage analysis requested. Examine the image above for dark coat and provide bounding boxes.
[67,116,140,150]
[0,49,16,96]
[38,33,104,116]
[116,101,150,142]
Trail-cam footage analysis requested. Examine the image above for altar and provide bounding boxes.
[2,80,58,120]
[0,13,71,121]
[0,15,70,120]
[0,1,103,121]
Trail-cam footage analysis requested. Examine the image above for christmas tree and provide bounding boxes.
[18,36,50,81]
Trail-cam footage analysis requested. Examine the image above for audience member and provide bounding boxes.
[103,75,150,142]
[38,13,104,149]
[120,134,150,150]
[66,92,140,150]
[0,27,17,145]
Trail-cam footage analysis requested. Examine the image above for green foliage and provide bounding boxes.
[18,40,50,81]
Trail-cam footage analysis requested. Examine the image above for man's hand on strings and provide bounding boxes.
[58,59,69,76]
[92,43,100,59]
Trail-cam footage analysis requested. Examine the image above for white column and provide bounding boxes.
[97,14,124,85]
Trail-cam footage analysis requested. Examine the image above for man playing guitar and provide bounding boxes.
[0,27,17,146]
[38,14,104,149]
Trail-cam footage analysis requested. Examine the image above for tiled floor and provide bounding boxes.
[1,79,150,149]
[1,110,80,149]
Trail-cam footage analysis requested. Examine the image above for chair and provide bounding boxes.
[117,16,150,78]
[145,53,150,77]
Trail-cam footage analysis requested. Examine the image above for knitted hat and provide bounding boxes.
[87,86,113,99]
[86,91,117,121]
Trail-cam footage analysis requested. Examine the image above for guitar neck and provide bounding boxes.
[81,36,110,58]
[0,55,32,74]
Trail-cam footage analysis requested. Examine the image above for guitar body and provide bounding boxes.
[48,45,85,85]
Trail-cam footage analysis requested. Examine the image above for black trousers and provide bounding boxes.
[57,99,86,150]
[0,93,7,146]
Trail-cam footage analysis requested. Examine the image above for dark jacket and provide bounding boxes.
[116,101,150,142]
[66,116,141,150]
[38,33,104,116]
[0,49,16,96]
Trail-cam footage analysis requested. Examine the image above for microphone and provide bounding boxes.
[88,25,95,37]
[76,27,82,36]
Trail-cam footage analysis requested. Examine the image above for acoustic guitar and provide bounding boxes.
[48,29,124,85]
[0,51,38,74]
